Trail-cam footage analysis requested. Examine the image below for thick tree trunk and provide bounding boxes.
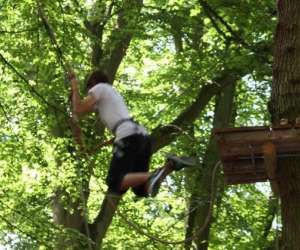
[277,160,300,250]
[185,77,236,250]
[89,192,122,249]
[99,0,143,81]
[271,1,300,249]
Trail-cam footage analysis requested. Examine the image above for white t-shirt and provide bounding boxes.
[88,83,147,141]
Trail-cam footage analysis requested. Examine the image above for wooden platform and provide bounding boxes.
[214,126,300,187]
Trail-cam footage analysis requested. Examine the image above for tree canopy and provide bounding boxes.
[0,0,278,249]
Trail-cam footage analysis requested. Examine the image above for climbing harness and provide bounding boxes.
[36,1,220,247]
[112,117,135,134]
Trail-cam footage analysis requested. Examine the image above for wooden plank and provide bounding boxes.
[223,162,265,170]
[219,142,300,160]
[224,167,266,175]
[214,126,270,134]
[262,142,279,195]
[223,160,267,184]
[216,128,300,160]
[214,126,300,185]
[225,174,268,184]
[224,164,267,179]
[215,129,300,145]
[214,125,297,134]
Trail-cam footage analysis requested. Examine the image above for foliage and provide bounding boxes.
[0,0,278,249]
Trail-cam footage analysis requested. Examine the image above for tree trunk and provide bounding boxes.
[51,1,144,247]
[271,1,300,249]
[89,192,122,249]
[185,77,237,250]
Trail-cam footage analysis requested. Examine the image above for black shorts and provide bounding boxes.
[106,134,152,197]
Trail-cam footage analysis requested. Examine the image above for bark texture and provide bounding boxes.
[271,1,300,249]
[184,78,236,250]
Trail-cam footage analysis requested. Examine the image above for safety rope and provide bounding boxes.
[101,161,221,245]
[36,1,221,246]
[36,2,94,249]
[275,198,280,250]
[37,1,70,73]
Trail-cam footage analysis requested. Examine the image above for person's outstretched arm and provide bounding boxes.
[68,69,97,116]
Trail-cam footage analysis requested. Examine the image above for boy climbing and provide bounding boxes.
[68,69,195,197]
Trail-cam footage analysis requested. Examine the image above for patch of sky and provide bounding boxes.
[0,234,21,250]
[237,74,271,126]
[152,36,176,54]
[242,74,271,95]
[85,0,94,6]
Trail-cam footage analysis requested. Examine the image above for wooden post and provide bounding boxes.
[262,142,279,196]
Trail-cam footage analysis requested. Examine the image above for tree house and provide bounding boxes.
[214,123,300,194]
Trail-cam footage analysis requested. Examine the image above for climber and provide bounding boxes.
[68,69,194,197]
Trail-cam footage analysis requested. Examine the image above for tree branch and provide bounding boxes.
[262,197,278,240]
[199,0,271,64]
[36,0,70,72]
[199,0,249,48]
[186,80,236,249]
[0,27,39,34]
[103,0,143,81]
[0,100,10,123]
[199,4,229,42]
[0,52,65,113]
[150,72,239,152]
[89,192,122,249]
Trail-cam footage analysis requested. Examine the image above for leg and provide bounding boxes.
[120,172,151,191]
[120,155,195,195]
[146,161,174,195]
[130,135,152,197]
[120,161,173,192]
[119,158,177,191]
[107,134,152,196]
[147,156,196,197]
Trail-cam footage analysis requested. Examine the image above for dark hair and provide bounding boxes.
[85,70,110,91]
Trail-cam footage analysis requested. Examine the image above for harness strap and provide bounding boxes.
[112,118,134,134]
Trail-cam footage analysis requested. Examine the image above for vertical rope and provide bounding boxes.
[101,161,221,245]
[36,1,70,72]
[275,198,280,250]
[36,1,93,248]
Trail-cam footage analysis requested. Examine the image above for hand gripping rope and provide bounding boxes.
[37,1,94,248]
[37,1,221,246]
